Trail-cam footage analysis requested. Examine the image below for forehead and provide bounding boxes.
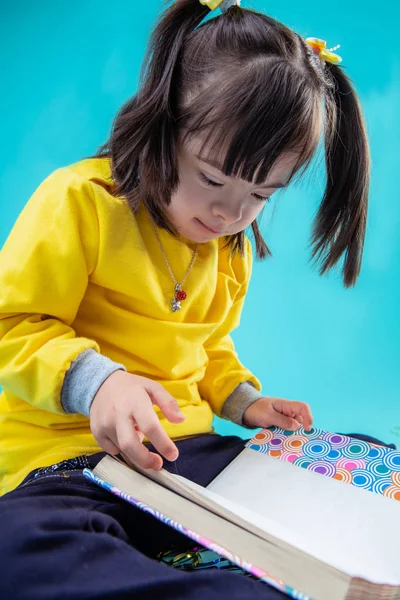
[183,135,300,185]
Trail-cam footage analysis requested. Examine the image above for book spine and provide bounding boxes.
[83,468,311,600]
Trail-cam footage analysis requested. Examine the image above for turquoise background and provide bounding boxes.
[1,1,399,443]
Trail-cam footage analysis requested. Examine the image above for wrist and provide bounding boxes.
[221,382,263,427]
[243,396,271,428]
[62,349,127,417]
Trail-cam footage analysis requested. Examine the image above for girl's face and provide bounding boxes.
[167,136,299,243]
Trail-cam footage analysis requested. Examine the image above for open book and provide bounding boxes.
[83,428,400,600]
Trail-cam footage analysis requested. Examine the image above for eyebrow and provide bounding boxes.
[196,155,289,190]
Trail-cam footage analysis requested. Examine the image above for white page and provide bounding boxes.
[172,472,306,542]
[170,474,386,584]
[207,449,400,585]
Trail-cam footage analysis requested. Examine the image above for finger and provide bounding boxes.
[269,410,300,431]
[115,414,163,470]
[134,423,145,443]
[272,399,311,430]
[299,403,314,431]
[144,382,186,425]
[90,420,121,456]
[284,401,314,431]
[131,390,180,463]
[99,436,121,456]
[108,426,160,469]
[271,398,293,416]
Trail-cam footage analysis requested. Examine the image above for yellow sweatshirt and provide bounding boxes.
[0,158,260,495]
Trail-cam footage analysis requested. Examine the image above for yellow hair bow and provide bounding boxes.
[200,0,240,11]
[305,37,342,64]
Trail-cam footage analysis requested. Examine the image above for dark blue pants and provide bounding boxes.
[0,433,394,600]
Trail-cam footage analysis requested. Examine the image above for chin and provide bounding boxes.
[177,224,214,243]
[185,232,216,243]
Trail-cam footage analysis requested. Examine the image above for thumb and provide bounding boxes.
[270,412,300,432]
[100,436,121,456]
[145,382,186,424]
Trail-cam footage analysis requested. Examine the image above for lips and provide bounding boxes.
[196,219,225,234]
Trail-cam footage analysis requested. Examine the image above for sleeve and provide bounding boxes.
[61,349,126,416]
[221,381,263,426]
[0,167,104,415]
[197,238,262,416]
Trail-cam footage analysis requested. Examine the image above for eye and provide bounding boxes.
[252,193,271,203]
[199,173,223,188]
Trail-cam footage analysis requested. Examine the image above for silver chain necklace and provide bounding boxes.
[150,218,199,312]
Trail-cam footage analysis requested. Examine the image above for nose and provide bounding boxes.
[211,200,243,224]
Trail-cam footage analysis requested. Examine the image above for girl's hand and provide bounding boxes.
[90,371,185,470]
[243,396,313,431]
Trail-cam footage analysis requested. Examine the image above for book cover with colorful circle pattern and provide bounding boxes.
[246,427,400,502]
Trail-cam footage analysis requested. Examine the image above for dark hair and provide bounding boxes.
[97,0,370,287]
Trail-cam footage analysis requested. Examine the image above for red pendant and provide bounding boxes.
[171,285,188,312]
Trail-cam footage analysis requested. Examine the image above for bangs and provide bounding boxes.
[97,0,368,282]
[180,58,322,185]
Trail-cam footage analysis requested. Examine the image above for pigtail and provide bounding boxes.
[311,65,370,286]
[106,0,209,226]
[251,221,270,259]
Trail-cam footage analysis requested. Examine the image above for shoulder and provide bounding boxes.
[36,157,114,200]
[28,158,126,221]
[13,158,127,253]
[64,157,114,191]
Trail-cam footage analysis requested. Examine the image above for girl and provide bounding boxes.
[0,0,376,598]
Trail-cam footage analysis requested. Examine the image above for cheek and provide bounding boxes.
[242,202,265,223]
[171,181,208,215]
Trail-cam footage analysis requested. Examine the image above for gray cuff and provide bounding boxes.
[61,349,126,417]
[221,381,263,427]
